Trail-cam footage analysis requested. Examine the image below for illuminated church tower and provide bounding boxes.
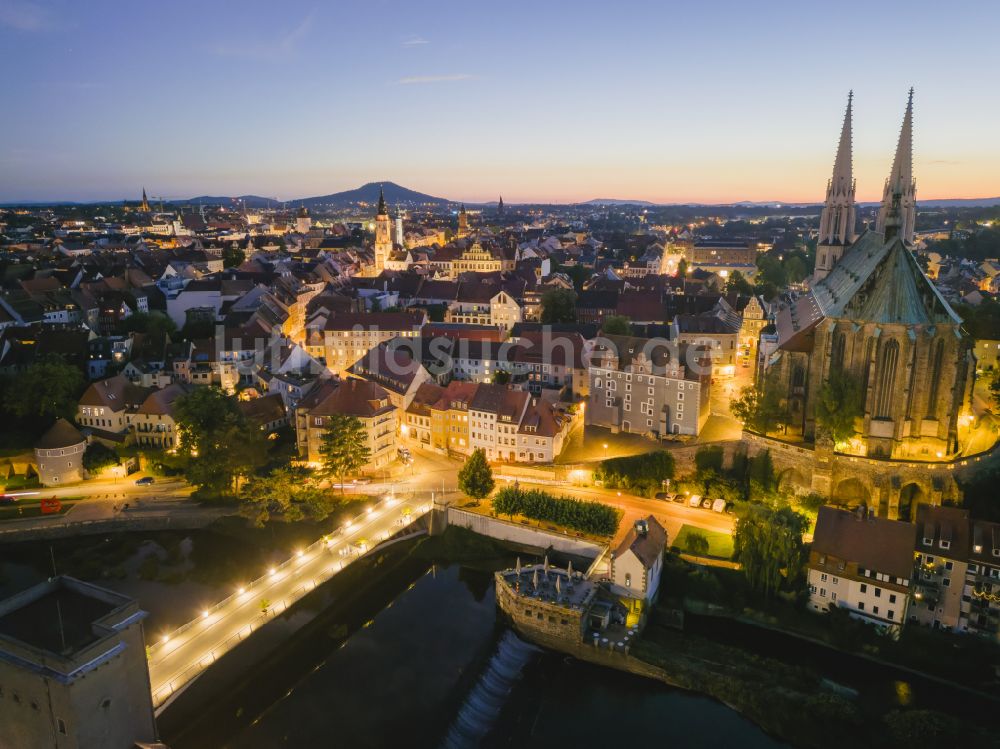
[140,187,150,213]
[457,204,469,237]
[813,92,856,282]
[374,186,392,274]
[876,89,917,246]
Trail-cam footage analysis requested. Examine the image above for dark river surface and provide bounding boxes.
[162,558,784,749]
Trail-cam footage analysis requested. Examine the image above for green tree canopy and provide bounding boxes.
[4,354,84,423]
[223,244,246,268]
[540,288,578,324]
[174,387,267,496]
[458,448,495,499]
[240,466,335,527]
[733,503,809,598]
[602,315,632,336]
[83,442,119,473]
[120,311,177,347]
[731,374,788,436]
[815,369,864,446]
[319,413,371,492]
[725,270,754,296]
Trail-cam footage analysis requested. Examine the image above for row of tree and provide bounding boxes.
[593,451,675,497]
[492,486,620,536]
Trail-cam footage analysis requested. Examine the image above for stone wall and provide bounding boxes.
[447,507,606,558]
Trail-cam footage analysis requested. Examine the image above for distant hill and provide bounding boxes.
[297,182,450,208]
[578,198,657,206]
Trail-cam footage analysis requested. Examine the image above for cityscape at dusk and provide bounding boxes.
[2,2,1000,749]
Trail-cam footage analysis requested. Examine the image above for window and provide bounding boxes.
[860,584,867,594]
[874,588,881,598]
[889,594,897,604]
[887,610,894,620]
[624,573,631,587]
[820,573,828,582]
[857,602,865,611]
[873,338,899,419]
[819,588,827,597]
[873,606,879,615]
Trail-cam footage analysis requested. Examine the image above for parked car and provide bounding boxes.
[654,492,669,501]
[712,498,727,513]
[672,494,686,504]
[688,494,702,508]
[700,497,713,509]
[135,477,154,486]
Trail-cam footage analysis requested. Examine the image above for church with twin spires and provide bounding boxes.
[765,90,976,514]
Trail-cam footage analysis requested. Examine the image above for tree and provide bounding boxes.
[731,374,788,436]
[989,369,1000,410]
[491,369,511,385]
[83,442,119,473]
[121,311,176,348]
[815,370,864,446]
[458,449,495,499]
[319,414,370,492]
[725,270,754,296]
[733,504,809,598]
[174,387,267,496]
[540,288,578,324]
[684,531,710,557]
[602,315,631,336]
[4,355,84,423]
[223,244,245,269]
[676,258,688,278]
[241,466,334,527]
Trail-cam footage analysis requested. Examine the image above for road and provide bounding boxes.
[146,492,435,708]
[495,476,734,549]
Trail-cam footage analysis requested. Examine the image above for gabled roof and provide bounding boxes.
[812,506,916,580]
[309,378,394,419]
[613,515,667,569]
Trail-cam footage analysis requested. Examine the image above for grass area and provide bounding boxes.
[0,503,72,520]
[672,524,734,559]
[1,474,41,491]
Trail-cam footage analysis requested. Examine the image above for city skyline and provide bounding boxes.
[2,0,1000,203]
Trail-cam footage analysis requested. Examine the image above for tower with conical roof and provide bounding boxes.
[140,187,150,213]
[876,89,916,245]
[813,92,857,282]
[374,185,392,273]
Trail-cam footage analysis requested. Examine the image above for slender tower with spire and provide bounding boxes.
[497,195,505,217]
[813,91,857,282]
[140,187,150,213]
[374,185,392,274]
[457,203,469,236]
[876,88,916,245]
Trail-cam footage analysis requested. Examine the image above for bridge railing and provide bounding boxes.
[148,493,442,707]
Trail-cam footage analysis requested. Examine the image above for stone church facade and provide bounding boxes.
[758,91,979,519]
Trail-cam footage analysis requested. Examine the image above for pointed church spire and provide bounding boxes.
[877,88,917,245]
[813,91,857,282]
[831,90,853,194]
[140,187,150,213]
[377,184,387,215]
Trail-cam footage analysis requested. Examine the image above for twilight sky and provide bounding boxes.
[1,0,998,204]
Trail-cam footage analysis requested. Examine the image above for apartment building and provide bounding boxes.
[315,310,426,375]
[963,518,1000,639]
[76,374,151,436]
[911,505,970,631]
[808,506,916,632]
[586,335,710,438]
[295,378,396,469]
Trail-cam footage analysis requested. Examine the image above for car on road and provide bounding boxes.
[354,477,372,485]
[0,495,15,505]
[135,477,154,486]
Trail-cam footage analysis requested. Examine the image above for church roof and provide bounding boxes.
[777,229,962,350]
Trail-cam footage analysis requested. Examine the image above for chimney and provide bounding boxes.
[634,519,648,536]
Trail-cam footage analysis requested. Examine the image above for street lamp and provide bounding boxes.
[603,442,608,459]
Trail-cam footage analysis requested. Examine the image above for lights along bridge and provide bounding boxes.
[146,493,438,709]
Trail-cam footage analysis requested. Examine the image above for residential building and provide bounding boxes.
[77,374,150,436]
[315,310,425,375]
[586,335,711,437]
[131,383,188,449]
[911,505,969,631]
[295,378,396,469]
[808,506,915,632]
[963,518,1000,640]
[609,516,667,623]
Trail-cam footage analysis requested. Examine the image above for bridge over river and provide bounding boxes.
[147,493,441,709]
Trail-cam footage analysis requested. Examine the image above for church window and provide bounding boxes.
[926,339,944,417]
[874,339,899,419]
[791,365,805,389]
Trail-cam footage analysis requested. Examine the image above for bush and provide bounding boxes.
[594,451,675,497]
[694,445,724,475]
[83,442,119,473]
[492,486,620,536]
